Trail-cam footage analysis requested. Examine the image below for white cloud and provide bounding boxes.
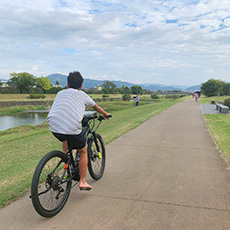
[0,0,230,85]
[91,50,103,56]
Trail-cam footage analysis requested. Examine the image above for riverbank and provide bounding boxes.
[0,106,48,116]
[0,97,186,207]
[0,94,54,109]
[0,100,53,108]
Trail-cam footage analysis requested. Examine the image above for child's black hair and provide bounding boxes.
[67,71,84,89]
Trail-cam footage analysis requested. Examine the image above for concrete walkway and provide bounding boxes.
[1,99,230,230]
[200,103,220,114]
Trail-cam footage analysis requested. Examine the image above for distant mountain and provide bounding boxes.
[46,74,67,87]
[185,85,201,91]
[140,83,180,91]
[169,85,190,90]
[0,79,9,82]
[46,73,200,92]
[46,73,135,89]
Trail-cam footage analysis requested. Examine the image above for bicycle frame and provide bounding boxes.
[63,112,103,181]
[82,112,104,153]
[30,111,111,217]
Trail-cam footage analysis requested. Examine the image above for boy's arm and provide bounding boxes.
[93,104,110,118]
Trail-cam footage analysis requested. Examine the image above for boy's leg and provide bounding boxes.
[62,140,68,153]
[78,145,92,189]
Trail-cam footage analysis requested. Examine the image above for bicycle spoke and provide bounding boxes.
[88,134,105,180]
[31,151,72,217]
[37,157,67,210]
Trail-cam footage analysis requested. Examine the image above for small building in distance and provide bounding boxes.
[0,79,9,88]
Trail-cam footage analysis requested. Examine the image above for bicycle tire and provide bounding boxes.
[87,134,105,180]
[31,150,72,217]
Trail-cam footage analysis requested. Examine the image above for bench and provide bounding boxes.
[211,100,223,104]
[216,104,229,113]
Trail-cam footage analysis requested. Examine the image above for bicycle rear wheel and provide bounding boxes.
[31,151,72,217]
[87,134,105,180]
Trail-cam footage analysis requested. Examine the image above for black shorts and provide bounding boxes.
[52,131,87,150]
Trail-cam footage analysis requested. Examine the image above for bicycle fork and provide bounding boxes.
[91,132,102,159]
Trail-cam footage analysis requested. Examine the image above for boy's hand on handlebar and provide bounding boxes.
[103,113,112,119]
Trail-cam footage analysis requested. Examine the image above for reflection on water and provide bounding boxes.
[0,111,49,131]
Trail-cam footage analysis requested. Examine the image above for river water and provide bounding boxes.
[0,110,49,131]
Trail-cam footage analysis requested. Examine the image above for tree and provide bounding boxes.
[117,85,131,94]
[122,94,131,101]
[222,82,230,96]
[123,86,131,94]
[0,80,2,86]
[36,76,52,93]
[9,72,36,94]
[201,79,224,97]
[56,80,60,85]
[131,85,143,95]
[102,81,117,94]
[151,93,160,99]
[143,89,152,94]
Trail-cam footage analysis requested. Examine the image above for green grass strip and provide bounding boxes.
[199,96,230,104]
[0,98,185,207]
[204,114,230,162]
[199,96,230,163]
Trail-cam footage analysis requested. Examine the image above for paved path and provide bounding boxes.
[1,99,230,230]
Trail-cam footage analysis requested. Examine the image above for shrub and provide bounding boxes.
[172,95,179,99]
[165,94,179,99]
[165,95,171,99]
[224,98,230,107]
[102,95,109,101]
[122,94,131,101]
[151,94,160,99]
[0,87,20,94]
[29,94,46,99]
[46,87,63,94]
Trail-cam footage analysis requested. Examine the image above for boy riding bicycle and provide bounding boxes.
[47,71,110,191]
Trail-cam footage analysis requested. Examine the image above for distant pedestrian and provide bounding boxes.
[135,95,139,106]
[194,92,199,102]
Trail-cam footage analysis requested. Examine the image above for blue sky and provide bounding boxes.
[0,0,230,86]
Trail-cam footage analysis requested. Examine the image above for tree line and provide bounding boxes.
[0,72,145,95]
[6,71,224,97]
[201,79,230,97]
[1,72,55,94]
[86,80,145,95]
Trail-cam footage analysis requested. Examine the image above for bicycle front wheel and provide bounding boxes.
[87,134,105,180]
[31,151,72,217]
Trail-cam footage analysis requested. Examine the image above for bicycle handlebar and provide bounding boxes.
[82,112,112,127]
[98,114,112,121]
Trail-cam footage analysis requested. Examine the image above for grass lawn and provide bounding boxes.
[199,95,230,104]
[199,96,230,163]
[0,96,187,207]
[204,113,230,163]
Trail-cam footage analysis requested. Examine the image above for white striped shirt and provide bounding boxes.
[47,88,96,135]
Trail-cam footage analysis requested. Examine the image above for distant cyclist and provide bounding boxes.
[47,71,110,191]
